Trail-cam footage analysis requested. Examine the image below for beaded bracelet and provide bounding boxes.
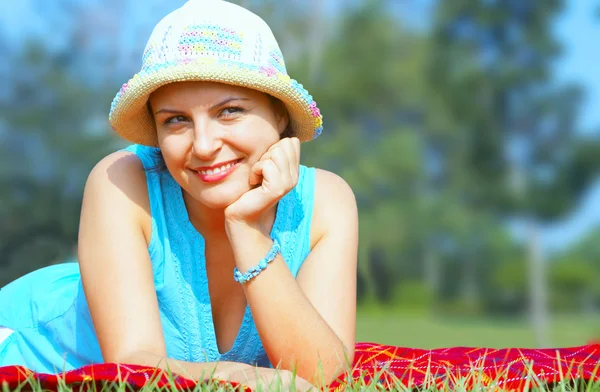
[233,240,281,284]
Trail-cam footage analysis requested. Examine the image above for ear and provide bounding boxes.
[271,97,290,134]
[278,111,290,134]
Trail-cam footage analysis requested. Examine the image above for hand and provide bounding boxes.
[215,366,315,391]
[224,137,301,229]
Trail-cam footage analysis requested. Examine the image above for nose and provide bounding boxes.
[191,119,223,160]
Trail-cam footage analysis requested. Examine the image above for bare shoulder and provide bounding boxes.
[310,168,358,247]
[83,151,151,242]
[87,150,146,186]
[313,169,357,205]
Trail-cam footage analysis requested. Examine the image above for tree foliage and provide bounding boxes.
[1,0,599,326]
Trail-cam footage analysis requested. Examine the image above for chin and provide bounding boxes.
[195,186,249,210]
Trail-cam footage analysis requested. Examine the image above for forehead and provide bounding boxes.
[149,81,267,104]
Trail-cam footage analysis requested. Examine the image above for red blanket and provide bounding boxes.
[1,342,599,391]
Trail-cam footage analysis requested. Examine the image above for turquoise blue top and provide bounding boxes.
[0,144,316,373]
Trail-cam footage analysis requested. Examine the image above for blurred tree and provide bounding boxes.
[4,0,599,330]
[278,0,506,309]
[260,0,436,303]
[550,228,600,314]
[428,0,600,345]
[483,229,528,315]
[0,28,122,286]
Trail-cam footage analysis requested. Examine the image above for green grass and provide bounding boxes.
[356,307,600,349]
[3,310,599,391]
[4,363,600,392]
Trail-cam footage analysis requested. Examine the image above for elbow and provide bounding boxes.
[324,353,355,385]
[327,340,355,381]
[306,360,348,388]
[308,344,356,387]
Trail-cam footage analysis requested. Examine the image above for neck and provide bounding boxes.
[182,192,228,242]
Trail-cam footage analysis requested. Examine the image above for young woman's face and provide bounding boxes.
[149,81,288,209]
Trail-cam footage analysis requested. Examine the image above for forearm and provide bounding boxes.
[248,259,347,384]
[229,228,348,385]
[120,350,251,382]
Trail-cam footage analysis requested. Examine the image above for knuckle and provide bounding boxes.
[270,149,281,159]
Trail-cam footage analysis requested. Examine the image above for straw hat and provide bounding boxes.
[109,0,323,147]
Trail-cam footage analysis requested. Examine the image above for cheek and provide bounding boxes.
[230,118,280,151]
[158,134,190,159]
[157,137,192,177]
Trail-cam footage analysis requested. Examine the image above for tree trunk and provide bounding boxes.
[527,218,550,347]
[461,250,478,312]
[423,243,440,303]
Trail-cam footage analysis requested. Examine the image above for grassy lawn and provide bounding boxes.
[3,309,599,391]
[356,307,600,349]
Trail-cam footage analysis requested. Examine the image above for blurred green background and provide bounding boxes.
[2,0,600,349]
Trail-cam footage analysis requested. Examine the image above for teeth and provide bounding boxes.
[199,161,237,175]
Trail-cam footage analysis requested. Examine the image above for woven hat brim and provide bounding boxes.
[109,63,323,147]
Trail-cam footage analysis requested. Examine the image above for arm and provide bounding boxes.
[77,152,264,383]
[226,169,359,386]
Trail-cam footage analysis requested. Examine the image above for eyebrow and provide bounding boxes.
[153,97,250,115]
[210,97,250,111]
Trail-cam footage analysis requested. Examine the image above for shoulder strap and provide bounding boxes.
[120,144,163,171]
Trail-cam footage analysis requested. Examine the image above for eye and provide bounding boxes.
[220,106,245,118]
[164,115,188,125]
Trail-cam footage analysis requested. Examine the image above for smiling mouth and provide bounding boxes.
[190,158,244,183]
[193,159,243,175]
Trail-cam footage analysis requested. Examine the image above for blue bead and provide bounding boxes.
[232,240,280,284]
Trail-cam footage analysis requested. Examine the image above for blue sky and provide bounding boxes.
[540,1,600,252]
[2,0,600,252]
[554,1,600,131]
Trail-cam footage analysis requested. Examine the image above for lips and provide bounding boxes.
[191,158,243,183]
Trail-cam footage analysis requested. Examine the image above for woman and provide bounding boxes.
[0,0,358,389]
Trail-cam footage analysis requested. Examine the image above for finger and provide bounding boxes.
[295,137,300,162]
[249,160,265,186]
[270,147,293,189]
[258,149,272,162]
[250,139,298,188]
[252,159,286,201]
[288,137,300,164]
[278,137,294,162]
[249,146,278,186]
[250,156,285,189]
[267,139,282,153]
[261,159,282,193]
[270,145,290,172]
[281,137,300,181]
